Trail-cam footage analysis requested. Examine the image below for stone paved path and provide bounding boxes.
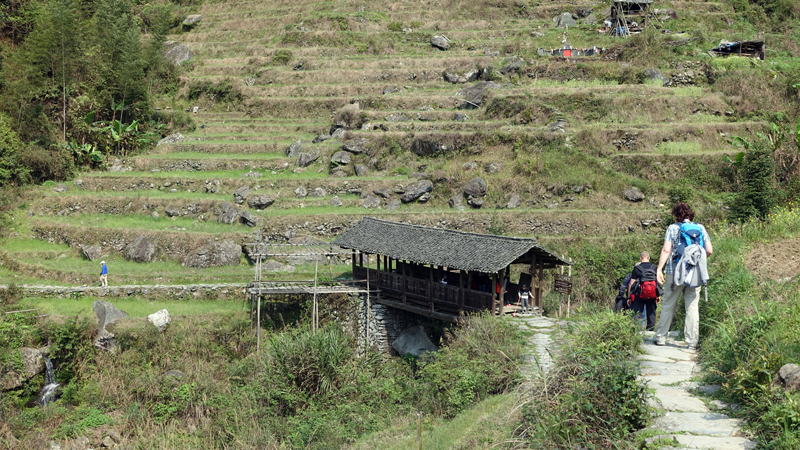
[509,311,560,378]
[638,335,756,450]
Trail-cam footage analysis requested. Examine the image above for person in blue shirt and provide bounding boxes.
[100,261,108,287]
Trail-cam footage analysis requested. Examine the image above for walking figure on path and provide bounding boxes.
[100,261,108,287]
[654,202,712,350]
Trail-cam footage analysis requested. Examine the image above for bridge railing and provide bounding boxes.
[354,267,492,313]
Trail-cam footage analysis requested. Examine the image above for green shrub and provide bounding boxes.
[187,78,242,102]
[388,21,403,32]
[522,311,649,448]
[272,49,293,65]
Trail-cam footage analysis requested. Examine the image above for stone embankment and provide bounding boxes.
[3,283,245,300]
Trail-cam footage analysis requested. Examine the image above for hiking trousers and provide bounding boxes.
[632,298,657,331]
[655,274,700,347]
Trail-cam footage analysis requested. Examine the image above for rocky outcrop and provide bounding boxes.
[81,244,102,261]
[163,41,191,65]
[217,202,241,224]
[464,177,487,198]
[457,81,501,109]
[233,186,250,204]
[507,194,522,209]
[555,12,577,28]
[391,326,438,357]
[774,364,800,391]
[239,210,259,227]
[93,300,128,351]
[157,133,186,147]
[183,239,242,268]
[331,151,352,165]
[124,235,156,263]
[247,195,274,209]
[362,195,382,208]
[430,35,450,50]
[342,138,369,154]
[401,180,433,203]
[147,309,171,332]
[624,187,645,202]
[1,347,46,391]
[296,150,320,167]
[354,164,369,176]
[285,141,303,158]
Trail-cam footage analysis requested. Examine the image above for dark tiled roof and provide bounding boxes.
[332,217,570,274]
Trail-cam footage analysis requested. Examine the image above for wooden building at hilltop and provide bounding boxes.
[332,217,571,322]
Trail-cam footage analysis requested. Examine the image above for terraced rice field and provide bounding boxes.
[4,0,772,288]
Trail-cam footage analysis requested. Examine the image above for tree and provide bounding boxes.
[0,113,30,185]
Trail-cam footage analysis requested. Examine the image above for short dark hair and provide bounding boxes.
[672,202,695,222]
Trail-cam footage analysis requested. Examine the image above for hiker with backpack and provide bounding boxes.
[614,272,632,313]
[654,202,713,350]
[628,251,662,331]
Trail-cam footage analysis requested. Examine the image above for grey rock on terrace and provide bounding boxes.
[430,35,450,50]
[124,235,156,263]
[218,202,241,224]
[183,239,242,268]
[624,187,645,202]
[464,177,487,197]
[401,180,433,203]
[286,141,303,158]
[296,150,320,167]
[163,41,192,65]
[247,195,274,209]
[147,309,171,332]
[93,300,128,351]
[81,244,102,261]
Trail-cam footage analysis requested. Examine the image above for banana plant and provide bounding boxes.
[66,141,103,167]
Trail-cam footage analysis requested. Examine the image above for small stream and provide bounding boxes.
[38,358,59,407]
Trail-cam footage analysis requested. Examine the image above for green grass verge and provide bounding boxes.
[20,296,246,318]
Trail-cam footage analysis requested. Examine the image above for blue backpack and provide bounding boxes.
[672,222,704,264]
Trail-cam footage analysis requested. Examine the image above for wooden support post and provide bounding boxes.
[429,265,434,311]
[352,249,356,276]
[257,294,262,353]
[312,259,319,335]
[493,272,499,315]
[377,254,381,272]
[459,271,465,307]
[567,257,572,318]
[401,261,407,304]
[538,258,544,311]
[359,251,364,267]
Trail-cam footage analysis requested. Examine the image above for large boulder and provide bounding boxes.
[233,186,250,204]
[507,194,522,209]
[774,364,800,391]
[411,139,451,157]
[464,177,487,198]
[296,150,320,167]
[163,41,192,66]
[431,35,450,50]
[182,14,202,27]
[499,57,525,75]
[457,81,501,109]
[183,239,242,268]
[624,187,645,202]
[285,141,303,158]
[354,164,369,176]
[401,180,434,203]
[555,12,578,28]
[247,195,274,209]
[362,195,382,209]
[391,326,438,357]
[165,206,181,217]
[93,300,128,351]
[147,310,171,332]
[342,138,369,154]
[157,133,185,147]
[218,202,241,224]
[81,244,102,261]
[124,235,156,263]
[239,210,259,227]
[331,151,352,165]
[1,347,46,391]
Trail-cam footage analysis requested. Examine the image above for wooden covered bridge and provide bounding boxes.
[331,217,572,322]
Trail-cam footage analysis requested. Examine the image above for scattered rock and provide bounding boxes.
[385,114,411,122]
[124,235,156,263]
[582,13,597,24]
[242,171,262,178]
[467,196,484,208]
[343,138,369,154]
[372,188,391,199]
[93,300,128,351]
[401,179,434,203]
[81,244,102,261]
[457,81,501,109]
[549,118,568,132]
[774,364,800,391]
[331,128,346,139]
[431,35,450,50]
[285,141,303,158]
[499,57,525,75]
[150,211,160,219]
[1,347,46,390]
[233,186,251,204]
[624,187,645,202]
[454,113,469,122]
[386,198,401,210]
[383,85,400,94]
[53,183,69,193]
[294,186,308,198]
[147,309,171,332]
[507,194,522,209]
[411,139,451,157]
[218,202,241,224]
[392,326,438,357]
[309,187,326,197]
[484,163,499,174]
[312,134,331,143]
[296,150,320,167]
[644,68,665,83]
[463,162,477,171]
[555,12,577,28]
[163,41,192,65]
[239,210,259,227]
[330,196,343,207]
[354,164,369,176]
[331,151,352,165]
[449,195,463,208]
[464,177,487,198]
[418,192,430,203]
[183,239,242,268]
[247,195,274,209]
[165,206,181,217]
[182,14,202,27]
[361,195,382,208]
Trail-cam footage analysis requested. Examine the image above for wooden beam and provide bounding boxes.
[537,258,544,310]
[374,298,461,323]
